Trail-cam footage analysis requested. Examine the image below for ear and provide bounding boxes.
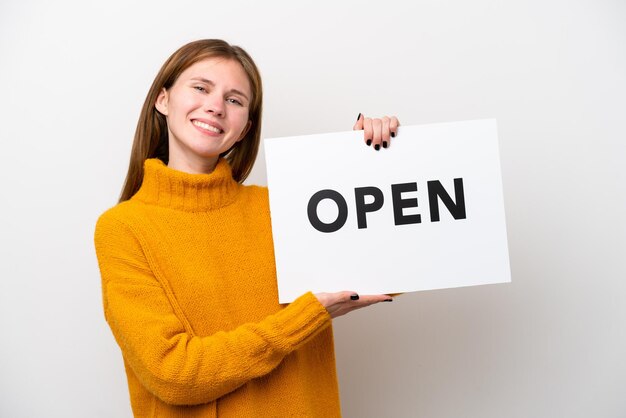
[155,87,169,116]
[237,120,253,142]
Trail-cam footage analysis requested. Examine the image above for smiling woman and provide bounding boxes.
[94,39,398,418]
[117,40,265,202]
[154,58,253,174]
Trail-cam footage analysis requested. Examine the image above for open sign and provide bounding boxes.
[265,119,510,303]
[307,179,466,233]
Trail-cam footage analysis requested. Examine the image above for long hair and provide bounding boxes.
[118,39,263,203]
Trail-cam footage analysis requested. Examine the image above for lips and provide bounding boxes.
[192,119,224,134]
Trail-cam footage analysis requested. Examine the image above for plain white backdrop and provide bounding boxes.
[1,1,624,417]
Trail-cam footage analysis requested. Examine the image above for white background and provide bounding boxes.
[1,1,624,417]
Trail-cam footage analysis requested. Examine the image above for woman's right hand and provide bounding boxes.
[314,291,393,319]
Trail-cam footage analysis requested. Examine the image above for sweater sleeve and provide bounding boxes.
[94,211,331,406]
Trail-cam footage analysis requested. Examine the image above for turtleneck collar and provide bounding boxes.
[132,158,241,211]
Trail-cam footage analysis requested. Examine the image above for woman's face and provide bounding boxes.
[155,57,252,173]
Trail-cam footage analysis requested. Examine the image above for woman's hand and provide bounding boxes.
[353,113,400,150]
[315,291,393,319]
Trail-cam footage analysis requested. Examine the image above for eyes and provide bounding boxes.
[227,98,244,106]
[193,86,245,106]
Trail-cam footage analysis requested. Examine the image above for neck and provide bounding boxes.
[132,158,240,211]
[167,148,219,175]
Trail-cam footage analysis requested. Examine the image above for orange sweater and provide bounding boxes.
[94,158,341,417]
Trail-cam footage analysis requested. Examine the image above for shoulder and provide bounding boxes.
[242,183,268,196]
[239,184,269,204]
[94,201,143,245]
[95,200,134,226]
[231,185,271,219]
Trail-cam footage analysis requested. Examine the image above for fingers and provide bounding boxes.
[356,114,400,150]
[353,113,364,131]
[390,116,400,138]
[363,118,373,147]
[337,294,393,318]
[354,294,394,308]
[372,118,382,150]
[315,291,394,319]
[381,116,390,149]
[314,291,358,309]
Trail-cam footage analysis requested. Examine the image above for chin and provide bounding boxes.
[188,144,226,158]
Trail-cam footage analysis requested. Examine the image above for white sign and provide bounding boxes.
[265,119,510,303]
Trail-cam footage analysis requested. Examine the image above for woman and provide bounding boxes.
[94,39,400,417]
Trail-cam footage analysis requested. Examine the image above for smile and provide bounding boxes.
[192,120,223,134]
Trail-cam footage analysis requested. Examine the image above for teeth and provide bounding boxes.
[193,120,222,133]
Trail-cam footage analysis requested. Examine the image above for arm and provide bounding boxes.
[94,213,331,406]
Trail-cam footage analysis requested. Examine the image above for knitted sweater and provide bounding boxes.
[94,158,341,417]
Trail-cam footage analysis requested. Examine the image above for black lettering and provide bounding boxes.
[427,178,466,222]
[354,187,384,229]
[307,189,349,233]
[391,183,421,225]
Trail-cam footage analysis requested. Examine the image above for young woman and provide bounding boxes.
[94,39,400,418]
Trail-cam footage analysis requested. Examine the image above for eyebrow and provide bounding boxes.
[190,77,250,101]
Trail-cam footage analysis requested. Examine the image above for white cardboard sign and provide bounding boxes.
[264,119,510,303]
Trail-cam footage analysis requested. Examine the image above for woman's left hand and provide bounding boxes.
[353,113,400,151]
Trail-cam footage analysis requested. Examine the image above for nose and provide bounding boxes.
[204,93,225,117]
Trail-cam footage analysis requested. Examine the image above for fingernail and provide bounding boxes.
[382,141,388,148]
[374,144,380,151]
[391,132,396,138]
[356,113,362,122]
[384,298,393,302]
[366,139,372,146]
[350,294,360,301]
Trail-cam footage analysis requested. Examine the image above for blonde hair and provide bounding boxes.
[119,39,263,203]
